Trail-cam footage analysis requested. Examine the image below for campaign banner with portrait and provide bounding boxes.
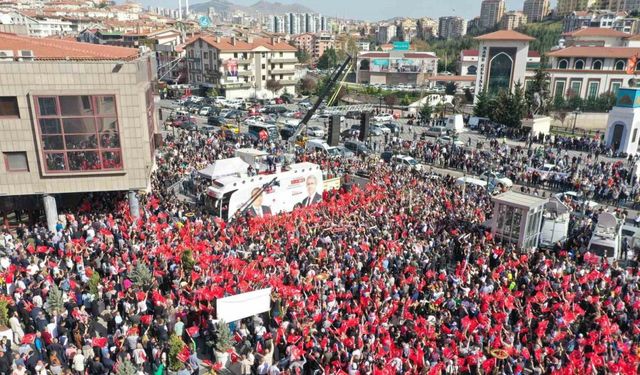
[225,58,238,82]
[221,163,324,219]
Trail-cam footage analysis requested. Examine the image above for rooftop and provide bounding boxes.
[547,46,640,58]
[0,32,140,61]
[462,49,539,57]
[492,191,547,209]
[562,27,630,38]
[187,36,296,52]
[359,51,437,58]
[474,30,536,42]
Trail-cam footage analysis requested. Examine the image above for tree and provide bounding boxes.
[492,83,527,128]
[206,88,219,98]
[46,284,65,316]
[168,334,186,371]
[525,55,551,115]
[266,79,283,98]
[0,297,9,328]
[553,110,569,127]
[419,104,433,122]
[215,320,233,353]
[464,88,474,103]
[384,94,398,109]
[181,249,196,274]
[473,90,492,118]
[299,76,317,95]
[88,271,101,296]
[114,358,137,375]
[295,48,310,64]
[445,82,458,96]
[129,263,153,291]
[317,48,338,69]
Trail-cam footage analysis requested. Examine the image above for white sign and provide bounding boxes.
[216,288,272,322]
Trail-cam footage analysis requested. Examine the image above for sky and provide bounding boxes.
[166,0,559,21]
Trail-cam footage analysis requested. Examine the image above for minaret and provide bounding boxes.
[178,0,183,20]
[185,0,189,18]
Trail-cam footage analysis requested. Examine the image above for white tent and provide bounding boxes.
[198,157,249,180]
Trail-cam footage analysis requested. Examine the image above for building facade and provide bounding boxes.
[417,17,438,39]
[501,11,528,30]
[185,36,298,99]
[556,0,598,17]
[523,0,550,23]
[376,24,397,44]
[356,50,438,86]
[0,32,157,229]
[563,10,627,32]
[480,0,506,29]
[438,16,467,39]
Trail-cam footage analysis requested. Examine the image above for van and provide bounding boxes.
[175,109,189,117]
[344,140,370,156]
[424,126,447,137]
[306,140,341,157]
[454,177,487,189]
[468,116,490,130]
[446,114,464,133]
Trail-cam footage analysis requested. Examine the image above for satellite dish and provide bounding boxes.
[199,15,211,28]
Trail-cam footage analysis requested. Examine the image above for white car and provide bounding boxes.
[372,124,391,134]
[480,171,513,188]
[307,126,325,137]
[438,135,464,147]
[373,114,394,122]
[391,155,423,171]
[555,191,599,209]
[244,116,264,126]
[199,106,212,116]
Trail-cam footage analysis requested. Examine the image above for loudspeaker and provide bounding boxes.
[359,112,370,142]
[328,115,340,146]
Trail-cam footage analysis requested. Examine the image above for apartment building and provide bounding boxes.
[0,32,157,230]
[501,11,528,30]
[438,16,467,39]
[185,36,298,99]
[556,0,598,17]
[563,10,627,32]
[376,24,396,44]
[522,0,550,23]
[0,11,72,37]
[600,0,640,12]
[417,17,438,39]
[480,0,506,29]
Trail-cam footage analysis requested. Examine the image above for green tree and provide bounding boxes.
[206,88,219,98]
[445,82,458,95]
[0,298,8,327]
[266,79,283,98]
[168,334,186,371]
[464,88,474,103]
[215,320,233,353]
[115,358,137,375]
[517,21,563,55]
[384,94,398,109]
[317,48,338,69]
[46,284,65,315]
[88,271,101,296]
[420,104,433,122]
[129,263,153,291]
[181,249,196,274]
[299,76,317,95]
[295,48,310,63]
[473,90,492,118]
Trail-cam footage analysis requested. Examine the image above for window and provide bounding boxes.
[233,53,238,58]
[587,81,600,99]
[203,52,208,59]
[574,59,584,70]
[554,80,566,98]
[280,74,283,79]
[34,95,122,173]
[592,60,602,70]
[611,81,622,94]
[558,60,568,69]
[0,97,19,117]
[4,152,28,172]
[615,60,625,71]
[262,75,266,81]
[636,60,640,71]
[569,80,582,97]
[633,128,638,143]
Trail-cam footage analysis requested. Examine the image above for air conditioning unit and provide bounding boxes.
[18,50,34,61]
[0,50,15,61]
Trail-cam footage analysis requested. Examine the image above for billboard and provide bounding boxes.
[370,58,428,73]
[216,288,272,322]
[229,168,324,217]
[393,41,410,51]
[225,58,238,82]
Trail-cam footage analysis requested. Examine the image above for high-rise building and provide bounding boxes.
[480,0,506,29]
[438,16,468,39]
[556,0,598,17]
[417,17,439,39]
[376,24,397,44]
[599,0,640,12]
[500,11,528,30]
[523,0,550,23]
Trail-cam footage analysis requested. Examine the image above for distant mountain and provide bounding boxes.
[190,0,315,15]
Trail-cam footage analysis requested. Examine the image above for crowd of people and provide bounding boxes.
[1,120,640,375]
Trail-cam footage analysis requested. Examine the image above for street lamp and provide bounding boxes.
[572,107,581,134]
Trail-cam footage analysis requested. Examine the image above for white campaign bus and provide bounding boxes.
[588,212,622,259]
[205,162,324,221]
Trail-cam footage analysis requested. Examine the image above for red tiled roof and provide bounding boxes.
[474,30,535,41]
[0,32,140,61]
[462,49,539,57]
[562,27,629,38]
[547,46,640,58]
[187,36,296,52]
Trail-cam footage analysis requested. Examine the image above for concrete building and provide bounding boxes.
[473,30,535,95]
[460,48,540,76]
[556,0,599,17]
[600,0,640,12]
[438,16,467,39]
[0,11,72,38]
[522,0,550,22]
[480,0,506,29]
[0,32,157,230]
[376,24,397,44]
[563,10,627,32]
[562,27,629,46]
[500,11,528,30]
[356,41,370,51]
[185,36,298,99]
[417,17,438,39]
[356,50,438,86]
[313,33,335,60]
[613,17,640,34]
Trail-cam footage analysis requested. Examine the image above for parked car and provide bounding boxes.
[198,124,217,134]
[336,145,355,158]
[307,126,325,138]
[371,124,391,134]
[383,123,400,134]
[391,155,423,171]
[380,151,393,162]
[554,191,599,209]
[368,126,383,136]
[345,110,362,119]
[207,116,227,126]
[480,171,513,188]
[437,135,465,147]
[373,114,394,122]
[280,125,298,140]
[344,140,370,156]
[423,126,447,138]
[263,106,288,114]
[341,128,359,139]
[199,106,214,116]
[221,123,240,134]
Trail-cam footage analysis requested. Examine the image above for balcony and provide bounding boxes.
[269,57,298,64]
[270,69,296,75]
[221,82,252,89]
[280,80,297,86]
[238,70,254,77]
[238,58,253,64]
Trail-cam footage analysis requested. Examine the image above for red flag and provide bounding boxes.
[21,334,36,344]
[136,291,146,302]
[176,346,190,362]
[92,337,108,348]
[140,315,153,326]
[186,326,199,337]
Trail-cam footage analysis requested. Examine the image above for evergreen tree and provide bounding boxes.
[419,104,433,122]
[46,284,65,315]
[215,320,233,353]
[115,358,137,375]
[129,263,153,291]
[445,82,457,96]
[473,90,492,118]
